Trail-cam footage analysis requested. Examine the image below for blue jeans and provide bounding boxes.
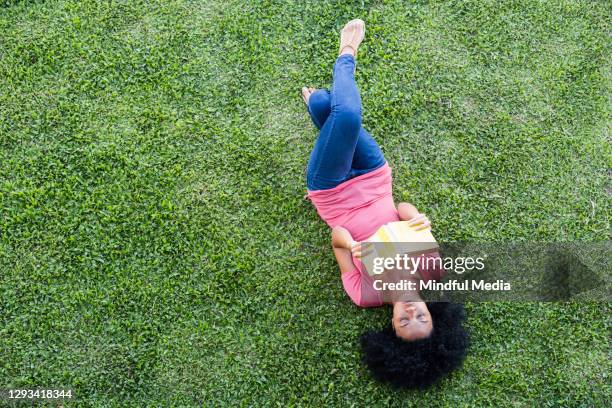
[306,54,386,190]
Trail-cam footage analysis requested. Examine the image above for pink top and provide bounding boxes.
[306,162,395,307]
[307,162,443,307]
[307,162,400,241]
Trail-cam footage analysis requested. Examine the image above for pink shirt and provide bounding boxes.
[307,162,398,307]
[307,162,443,307]
[307,162,399,241]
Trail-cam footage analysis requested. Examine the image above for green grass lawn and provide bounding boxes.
[1,0,610,406]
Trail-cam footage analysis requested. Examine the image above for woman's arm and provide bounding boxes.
[332,226,374,307]
[332,226,360,274]
[333,246,358,275]
[332,225,355,249]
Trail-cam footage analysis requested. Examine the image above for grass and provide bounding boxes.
[0,0,610,406]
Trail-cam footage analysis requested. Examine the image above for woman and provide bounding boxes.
[301,19,468,389]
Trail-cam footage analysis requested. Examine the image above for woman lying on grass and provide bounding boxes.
[301,19,468,389]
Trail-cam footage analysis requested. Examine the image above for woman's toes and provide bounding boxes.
[301,87,308,103]
[301,86,313,104]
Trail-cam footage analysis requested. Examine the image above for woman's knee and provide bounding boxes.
[335,106,362,132]
[309,89,331,115]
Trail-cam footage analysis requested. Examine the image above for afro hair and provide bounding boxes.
[360,302,469,389]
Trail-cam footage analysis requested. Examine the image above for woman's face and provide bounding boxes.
[392,301,433,341]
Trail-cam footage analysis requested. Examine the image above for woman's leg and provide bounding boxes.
[307,88,386,179]
[306,89,332,130]
[306,54,363,190]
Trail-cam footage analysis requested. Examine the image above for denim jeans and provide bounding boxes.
[306,54,386,190]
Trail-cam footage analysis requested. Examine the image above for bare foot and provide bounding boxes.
[300,86,317,106]
[339,19,365,57]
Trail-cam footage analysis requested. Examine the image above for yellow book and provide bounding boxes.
[362,221,439,276]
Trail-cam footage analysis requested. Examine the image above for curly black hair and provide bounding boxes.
[360,302,469,389]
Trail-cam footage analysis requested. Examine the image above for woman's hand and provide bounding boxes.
[397,202,419,221]
[407,213,432,230]
[349,240,374,259]
[332,226,370,258]
[349,240,363,258]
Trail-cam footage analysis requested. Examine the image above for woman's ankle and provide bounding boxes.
[339,46,356,57]
[338,51,356,61]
